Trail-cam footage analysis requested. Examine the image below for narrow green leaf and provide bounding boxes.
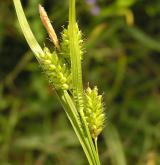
[13,0,43,56]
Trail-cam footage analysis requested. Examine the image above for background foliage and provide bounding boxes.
[0,0,160,164]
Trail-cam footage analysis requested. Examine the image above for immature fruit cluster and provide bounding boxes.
[37,48,71,90]
[84,86,105,139]
[61,23,83,64]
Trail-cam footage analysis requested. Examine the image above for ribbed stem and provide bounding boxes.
[69,0,83,100]
[68,0,101,165]
[69,0,76,25]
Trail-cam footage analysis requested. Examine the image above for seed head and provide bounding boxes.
[84,86,105,139]
[38,47,71,90]
[61,23,84,64]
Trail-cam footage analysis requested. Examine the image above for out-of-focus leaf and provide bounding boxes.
[126,26,160,52]
[103,124,127,165]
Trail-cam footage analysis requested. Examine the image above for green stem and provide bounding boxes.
[94,138,98,155]
[56,90,95,164]
[69,0,83,99]
[68,0,101,164]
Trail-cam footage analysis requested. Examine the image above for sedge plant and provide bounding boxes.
[13,0,105,164]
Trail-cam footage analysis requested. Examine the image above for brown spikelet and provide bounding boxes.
[39,4,60,50]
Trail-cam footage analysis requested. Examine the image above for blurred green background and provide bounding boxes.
[0,0,160,164]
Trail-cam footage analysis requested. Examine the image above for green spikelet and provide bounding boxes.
[75,23,84,60]
[61,28,70,62]
[37,47,71,90]
[61,23,84,64]
[84,86,105,139]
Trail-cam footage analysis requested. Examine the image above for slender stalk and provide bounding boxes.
[56,90,94,164]
[69,0,83,103]
[94,138,98,155]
